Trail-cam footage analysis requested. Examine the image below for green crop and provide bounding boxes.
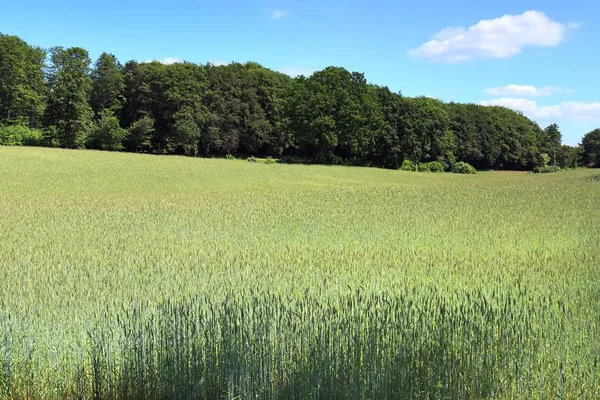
[0,146,599,399]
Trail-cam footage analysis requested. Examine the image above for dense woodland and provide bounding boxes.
[1,33,598,170]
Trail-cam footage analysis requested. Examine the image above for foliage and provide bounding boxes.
[581,128,600,167]
[86,110,126,151]
[124,116,154,152]
[418,160,445,172]
[447,103,541,170]
[90,52,124,116]
[265,156,276,164]
[400,159,417,171]
[452,161,477,174]
[44,46,93,148]
[0,34,46,126]
[0,33,592,171]
[398,97,455,166]
[555,145,581,169]
[0,124,43,146]
[0,147,599,398]
[0,124,23,145]
[203,62,291,156]
[20,126,43,146]
[225,153,235,160]
[41,125,59,147]
[541,123,562,165]
[537,152,551,168]
[284,67,384,163]
[171,110,201,156]
[532,165,561,173]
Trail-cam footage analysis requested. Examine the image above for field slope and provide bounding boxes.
[1,146,599,399]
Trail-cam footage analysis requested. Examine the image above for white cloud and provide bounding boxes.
[208,60,230,66]
[409,10,577,62]
[268,9,291,20]
[480,98,600,121]
[562,101,600,120]
[145,57,183,65]
[278,66,315,77]
[484,84,573,97]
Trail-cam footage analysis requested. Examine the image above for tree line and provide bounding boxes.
[1,33,598,170]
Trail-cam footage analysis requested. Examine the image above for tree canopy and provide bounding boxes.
[0,33,594,170]
[581,129,600,167]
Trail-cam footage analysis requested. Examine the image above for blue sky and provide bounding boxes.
[1,0,599,144]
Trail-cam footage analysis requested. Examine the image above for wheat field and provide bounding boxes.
[0,146,599,399]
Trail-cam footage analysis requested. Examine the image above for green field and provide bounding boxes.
[1,146,599,399]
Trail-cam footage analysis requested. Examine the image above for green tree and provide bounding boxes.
[86,110,126,150]
[44,47,93,148]
[542,123,562,165]
[555,145,580,169]
[172,110,201,155]
[370,86,403,168]
[120,61,168,150]
[284,67,384,164]
[581,128,600,167]
[398,97,455,166]
[447,103,540,170]
[446,103,485,168]
[486,107,539,170]
[202,62,291,156]
[124,116,154,152]
[91,53,125,116]
[121,61,209,153]
[0,34,46,126]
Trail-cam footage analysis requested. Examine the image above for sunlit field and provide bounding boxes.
[1,146,599,399]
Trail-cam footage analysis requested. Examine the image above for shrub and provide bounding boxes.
[537,153,551,168]
[87,113,126,151]
[124,116,154,152]
[0,125,23,145]
[400,160,417,171]
[532,165,561,174]
[0,125,43,146]
[265,157,277,164]
[247,156,258,163]
[21,128,43,146]
[225,154,235,160]
[420,161,445,173]
[453,161,477,174]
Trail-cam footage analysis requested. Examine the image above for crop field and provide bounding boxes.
[0,146,599,399]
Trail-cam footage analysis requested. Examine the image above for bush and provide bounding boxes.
[247,156,258,163]
[400,160,417,171]
[537,153,551,168]
[265,157,277,164]
[124,116,154,152]
[419,161,444,173]
[453,161,477,174]
[225,154,235,160]
[87,113,126,151]
[0,125,43,146]
[0,125,23,145]
[21,128,43,146]
[532,165,561,174]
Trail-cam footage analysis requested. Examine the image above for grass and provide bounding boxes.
[0,146,599,399]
